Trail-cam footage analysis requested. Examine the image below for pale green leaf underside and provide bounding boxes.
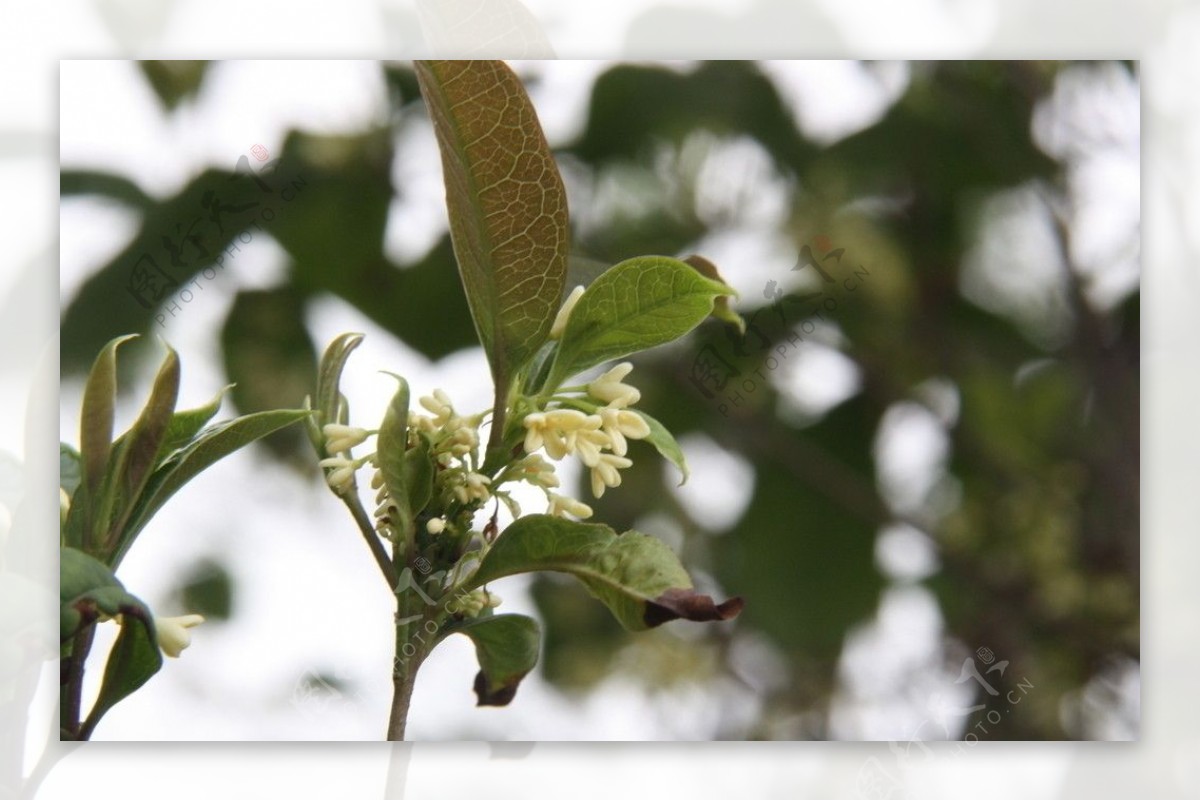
[376,376,413,539]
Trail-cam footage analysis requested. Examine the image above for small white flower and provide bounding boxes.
[598,405,652,456]
[409,413,438,434]
[514,453,559,488]
[319,456,358,493]
[155,614,204,658]
[448,422,479,456]
[550,285,586,339]
[323,424,370,454]
[59,489,70,527]
[548,492,594,519]
[543,408,597,431]
[589,453,632,499]
[452,471,493,504]
[571,427,612,468]
[426,517,446,535]
[522,412,548,453]
[588,362,641,407]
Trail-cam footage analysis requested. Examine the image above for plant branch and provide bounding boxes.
[60,623,96,740]
[340,492,399,589]
[388,547,425,741]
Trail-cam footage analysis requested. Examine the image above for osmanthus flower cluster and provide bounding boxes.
[306,59,747,742]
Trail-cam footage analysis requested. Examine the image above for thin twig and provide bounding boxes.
[61,624,95,740]
[340,493,399,589]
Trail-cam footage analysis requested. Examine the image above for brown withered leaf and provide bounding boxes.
[643,588,745,628]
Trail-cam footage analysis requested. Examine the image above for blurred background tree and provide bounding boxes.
[60,59,1139,741]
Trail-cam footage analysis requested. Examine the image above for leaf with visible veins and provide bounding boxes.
[464,514,743,632]
[415,60,568,438]
[546,255,736,389]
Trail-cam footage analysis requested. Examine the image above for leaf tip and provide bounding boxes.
[643,588,745,628]
[473,670,522,707]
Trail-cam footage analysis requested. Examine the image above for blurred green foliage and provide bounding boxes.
[60,60,1139,740]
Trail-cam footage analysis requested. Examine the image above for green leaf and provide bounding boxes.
[546,256,736,389]
[221,287,318,460]
[316,333,364,430]
[79,335,137,499]
[61,443,83,496]
[465,514,743,632]
[60,547,163,735]
[403,435,435,523]
[633,409,689,485]
[441,613,541,707]
[159,385,230,457]
[85,607,162,738]
[683,254,746,334]
[105,344,181,541]
[114,409,313,566]
[415,60,568,429]
[139,60,209,111]
[376,376,413,538]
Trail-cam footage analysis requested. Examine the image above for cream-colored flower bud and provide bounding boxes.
[60,489,70,527]
[548,492,594,519]
[571,428,612,468]
[599,406,652,456]
[426,517,446,534]
[323,424,370,454]
[418,389,454,423]
[588,362,641,407]
[155,614,205,658]
[544,408,596,431]
[589,453,632,498]
[550,285,586,339]
[319,456,357,492]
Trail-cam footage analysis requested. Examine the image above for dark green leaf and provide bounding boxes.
[60,547,163,735]
[465,514,743,632]
[178,558,234,621]
[59,170,151,209]
[139,60,209,111]
[441,613,541,707]
[415,60,568,428]
[85,606,162,738]
[221,287,318,459]
[546,256,736,389]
